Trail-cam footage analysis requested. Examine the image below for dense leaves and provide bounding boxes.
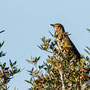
[0,60,20,89]
[26,31,90,90]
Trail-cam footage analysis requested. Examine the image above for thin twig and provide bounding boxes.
[59,63,65,90]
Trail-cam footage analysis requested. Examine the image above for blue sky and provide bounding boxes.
[0,0,90,90]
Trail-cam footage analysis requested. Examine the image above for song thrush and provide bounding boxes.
[50,23,80,60]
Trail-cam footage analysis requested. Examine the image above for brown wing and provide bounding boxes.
[63,36,80,59]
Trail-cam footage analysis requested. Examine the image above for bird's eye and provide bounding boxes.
[58,25,61,27]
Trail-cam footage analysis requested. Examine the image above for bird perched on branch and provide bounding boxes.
[50,23,80,60]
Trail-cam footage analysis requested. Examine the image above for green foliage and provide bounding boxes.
[26,30,90,90]
[0,30,20,90]
[84,46,90,55]
[0,60,20,89]
[87,29,90,32]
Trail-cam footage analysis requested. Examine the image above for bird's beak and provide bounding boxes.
[50,24,54,27]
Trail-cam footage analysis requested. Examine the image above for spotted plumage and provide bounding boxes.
[51,23,80,60]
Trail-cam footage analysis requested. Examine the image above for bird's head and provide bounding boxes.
[50,23,65,33]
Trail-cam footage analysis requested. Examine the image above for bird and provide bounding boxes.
[50,23,80,60]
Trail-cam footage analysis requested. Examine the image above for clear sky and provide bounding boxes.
[0,0,90,90]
